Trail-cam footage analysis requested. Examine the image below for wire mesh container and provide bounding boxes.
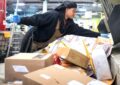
[0,31,10,61]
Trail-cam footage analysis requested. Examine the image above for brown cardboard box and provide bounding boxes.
[66,66,113,85]
[5,53,54,82]
[66,66,87,75]
[56,47,89,69]
[23,65,107,85]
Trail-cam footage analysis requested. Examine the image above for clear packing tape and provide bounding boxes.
[82,39,96,73]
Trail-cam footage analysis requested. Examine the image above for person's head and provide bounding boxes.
[55,1,77,19]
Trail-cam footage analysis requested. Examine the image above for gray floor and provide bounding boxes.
[0,63,6,85]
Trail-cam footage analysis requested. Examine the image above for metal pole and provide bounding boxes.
[14,0,19,15]
[42,0,48,13]
[6,0,19,57]
[6,23,16,57]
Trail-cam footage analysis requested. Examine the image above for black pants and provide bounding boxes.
[20,27,47,52]
[20,28,33,52]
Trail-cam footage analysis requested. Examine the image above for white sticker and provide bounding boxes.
[61,55,66,59]
[40,74,51,80]
[87,80,107,85]
[12,65,29,73]
[13,81,23,84]
[68,80,84,85]
[54,64,65,70]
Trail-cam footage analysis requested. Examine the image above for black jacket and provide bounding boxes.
[19,10,100,42]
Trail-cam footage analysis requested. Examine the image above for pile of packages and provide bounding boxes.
[4,35,114,85]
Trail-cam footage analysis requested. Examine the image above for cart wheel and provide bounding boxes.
[20,27,34,52]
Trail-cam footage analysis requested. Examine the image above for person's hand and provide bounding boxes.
[12,15,21,23]
[100,33,109,38]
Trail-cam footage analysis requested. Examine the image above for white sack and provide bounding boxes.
[92,45,112,80]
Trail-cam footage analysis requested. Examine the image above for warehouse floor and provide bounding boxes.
[0,63,6,85]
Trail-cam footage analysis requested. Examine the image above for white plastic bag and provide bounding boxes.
[92,45,112,80]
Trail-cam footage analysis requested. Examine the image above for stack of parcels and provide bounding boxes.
[45,35,113,81]
[4,35,114,85]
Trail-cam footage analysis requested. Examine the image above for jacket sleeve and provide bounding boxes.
[66,20,100,37]
[19,12,57,27]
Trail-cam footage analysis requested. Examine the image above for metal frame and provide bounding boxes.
[100,0,113,19]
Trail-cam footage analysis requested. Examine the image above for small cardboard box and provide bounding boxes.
[5,53,54,82]
[56,47,89,69]
[23,65,107,85]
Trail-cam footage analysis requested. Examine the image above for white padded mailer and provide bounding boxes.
[92,45,112,80]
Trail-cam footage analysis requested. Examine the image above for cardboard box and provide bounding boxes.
[56,47,89,69]
[66,65,113,85]
[5,53,54,82]
[23,65,107,85]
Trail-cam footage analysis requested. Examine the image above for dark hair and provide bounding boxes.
[55,1,77,11]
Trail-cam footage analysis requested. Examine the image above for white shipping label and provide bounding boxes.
[61,55,66,59]
[12,65,29,73]
[68,80,84,85]
[87,80,107,85]
[13,81,23,84]
[54,64,65,70]
[40,74,51,80]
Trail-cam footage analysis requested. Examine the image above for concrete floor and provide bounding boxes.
[0,63,6,85]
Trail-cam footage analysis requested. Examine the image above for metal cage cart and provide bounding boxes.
[0,27,25,61]
[10,32,24,54]
[0,31,10,62]
[6,23,25,57]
